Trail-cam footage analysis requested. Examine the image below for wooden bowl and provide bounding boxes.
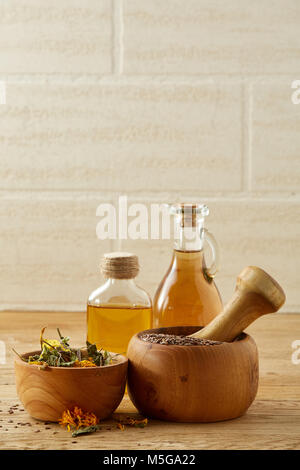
[127,326,259,423]
[14,351,128,422]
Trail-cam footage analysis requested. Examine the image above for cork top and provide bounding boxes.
[100,252,139,279]
[170,203,209,227]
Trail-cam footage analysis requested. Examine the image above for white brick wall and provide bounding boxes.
[0,1,299,312]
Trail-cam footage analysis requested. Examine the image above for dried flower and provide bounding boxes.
[77,360,97,368]
[13,328,112,368]
[27,360,45,366]
[59,406,99,432]
[59,408,149,438]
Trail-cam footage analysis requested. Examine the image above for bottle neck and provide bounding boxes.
[104,278,137,288]
[174,222,204,252]
[99,277,139,304]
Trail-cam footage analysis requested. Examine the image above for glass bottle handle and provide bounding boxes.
[201,228,220,282]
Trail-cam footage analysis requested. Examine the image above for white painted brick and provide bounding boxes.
[0,82,242,192]
[123,0,300,75]
[0,0,112,74]
[206,199,300,312]
[0,196,111,309]
[252,81,300,192]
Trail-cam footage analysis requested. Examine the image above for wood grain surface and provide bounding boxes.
[0,311,299,450]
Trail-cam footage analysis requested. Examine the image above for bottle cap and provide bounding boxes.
[100,252,139,279]
[170,203,209,227]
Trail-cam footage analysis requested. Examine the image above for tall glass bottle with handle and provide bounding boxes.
[153,203,223,328]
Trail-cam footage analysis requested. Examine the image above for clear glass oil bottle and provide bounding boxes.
[87,252,152,355]
[153,203,223,328]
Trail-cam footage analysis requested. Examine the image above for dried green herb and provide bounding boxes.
[113,414,148,429]
[57,328,70,349]
[134,422,147,428]
[12,348,27,362]
[13,328,112,368]
[71,425,101,437]
[86,341,112,366]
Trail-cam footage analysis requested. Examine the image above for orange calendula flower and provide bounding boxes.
[117,423,125,431]
[72,359,96,367]
[28,360,45,365]
[59,406,99,431]
[79,360,97,367]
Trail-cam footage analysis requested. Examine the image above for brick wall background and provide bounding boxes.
[0,0,299,312]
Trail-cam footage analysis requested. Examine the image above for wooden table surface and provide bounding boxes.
[0,311,299,450]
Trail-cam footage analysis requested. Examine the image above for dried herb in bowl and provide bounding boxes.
[13,327,113,368]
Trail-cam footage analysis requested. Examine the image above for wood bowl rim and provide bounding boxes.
[133,326,253,349]
[14,350,128,370]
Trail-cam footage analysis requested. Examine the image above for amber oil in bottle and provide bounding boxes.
[153,203,223,328]
[87,252,152,355]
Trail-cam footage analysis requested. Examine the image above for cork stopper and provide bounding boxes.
[179,203,197,227]
[170,203,209,227]
[100,252,139,279]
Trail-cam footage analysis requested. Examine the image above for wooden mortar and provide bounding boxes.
[127,266,285,422]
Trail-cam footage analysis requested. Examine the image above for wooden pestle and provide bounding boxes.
[190,266,286,342]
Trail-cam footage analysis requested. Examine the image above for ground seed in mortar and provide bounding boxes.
[141,333,222,346]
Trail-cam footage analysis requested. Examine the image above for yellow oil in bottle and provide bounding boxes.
[153,250,222,328]
[87,304,152,355]
[153,203,223,328]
